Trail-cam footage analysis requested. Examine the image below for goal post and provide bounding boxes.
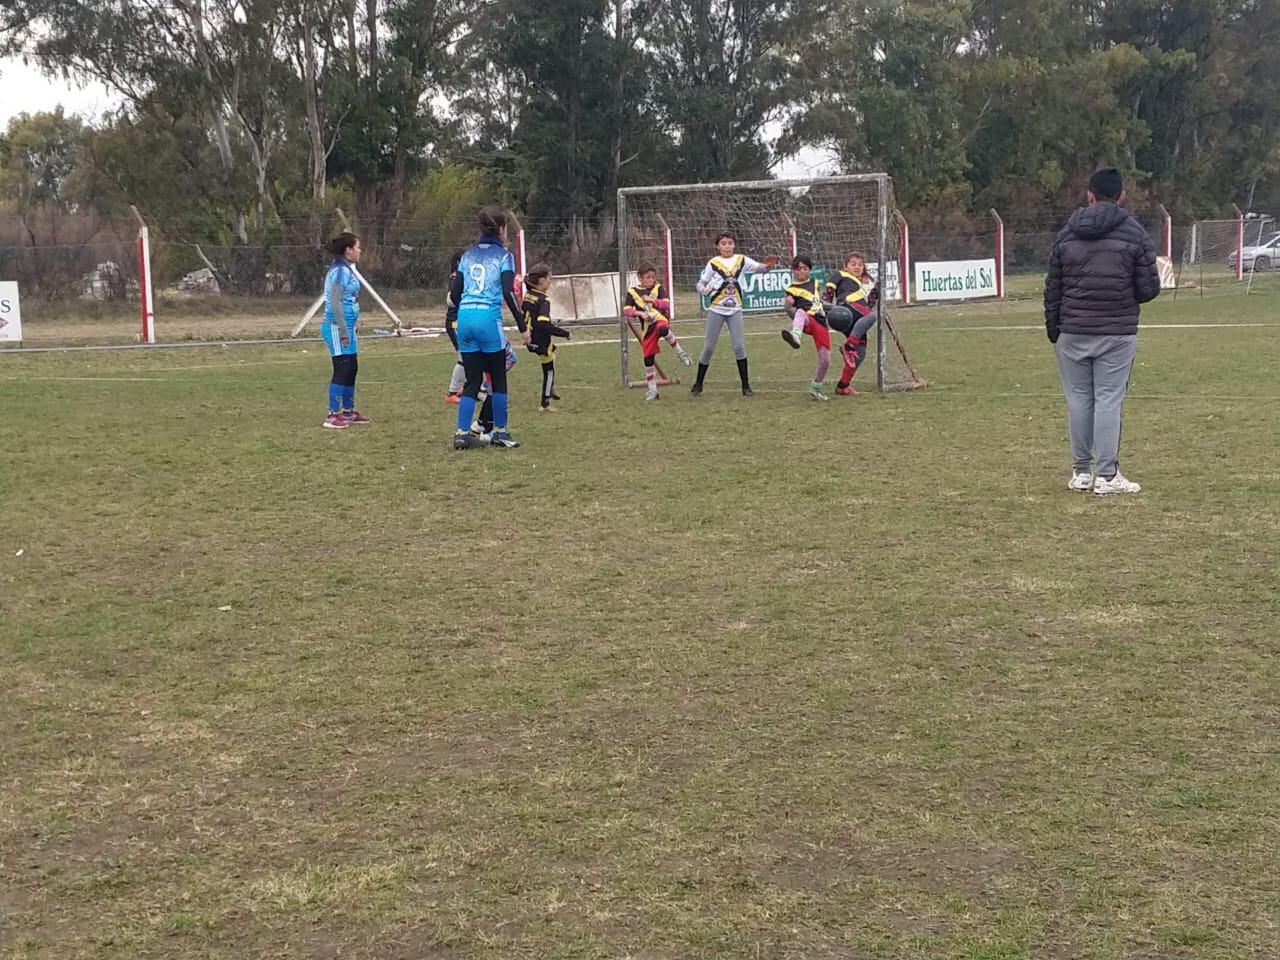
[617,174,925,392]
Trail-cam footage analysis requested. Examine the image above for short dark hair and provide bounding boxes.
[524,262,551,286]
[790,255,813,270]
[478,206,509,235]
[1088,167,1124,201]
[327,232,358,258]
[715,231,736,244]
[636,263,658,277]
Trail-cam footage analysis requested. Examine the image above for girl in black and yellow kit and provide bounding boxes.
[522,263,571,411]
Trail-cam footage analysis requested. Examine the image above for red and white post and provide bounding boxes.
[896,209,911,304]
[132,205,156,343]
[1158,204,1173,259]
[783,213,798,261]
[660,216,675,322]
[1232,204,1244,281]
[990,207,1006,298]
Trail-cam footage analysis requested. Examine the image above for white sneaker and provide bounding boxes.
[676,346,692,366]
[645,385,659,401]
[1093,472,1141,496]
[1067,472,1093,492]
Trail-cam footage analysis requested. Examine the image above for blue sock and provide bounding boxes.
[328,383,342,414]
[456,395,476,432]
[342,385,355,411]
[492,392,509,432]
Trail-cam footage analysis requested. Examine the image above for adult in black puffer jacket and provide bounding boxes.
[1044,167,1161,496]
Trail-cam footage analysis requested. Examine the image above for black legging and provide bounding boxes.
[331,354,358,386]
[461,350,507,399]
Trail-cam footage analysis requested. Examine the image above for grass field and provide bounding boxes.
[2,288,1278,959]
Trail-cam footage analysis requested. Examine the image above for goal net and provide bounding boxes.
[616,174,925,392]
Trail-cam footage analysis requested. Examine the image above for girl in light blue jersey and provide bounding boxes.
[320,232,370,429]
[449,207,529,449]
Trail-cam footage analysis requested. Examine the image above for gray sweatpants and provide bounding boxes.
[700,309,747,364]
[1054,333,1137,477]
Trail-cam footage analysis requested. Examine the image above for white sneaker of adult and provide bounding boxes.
[1093,472,1141,496]
[1067,472,1093,492]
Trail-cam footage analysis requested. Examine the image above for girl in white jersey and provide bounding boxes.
[691,232,777,396]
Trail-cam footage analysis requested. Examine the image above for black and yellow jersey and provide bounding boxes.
[825,270,871,313]
[785,277,826,318]
[524,289,569,361]
[625,281,671,331]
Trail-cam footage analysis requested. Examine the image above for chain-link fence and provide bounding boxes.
[1,202,1273,347]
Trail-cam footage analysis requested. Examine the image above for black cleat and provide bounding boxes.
[453,431,489,450]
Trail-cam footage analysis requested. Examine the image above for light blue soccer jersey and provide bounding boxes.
[322,260,360,356]
[323,261,360,325]
[457,240,516,321]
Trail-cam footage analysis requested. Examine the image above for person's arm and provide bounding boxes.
[501,270,529,341]
[1044,241,1063,343]
[622,288,640,317]
[650,285,671,315]
[1133,228,1161,304]
[449,269,464,310]
[742,255,767,273]
[695,262,717,295]
[328,270,350,345]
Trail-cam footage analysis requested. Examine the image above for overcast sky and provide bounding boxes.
[1,55,838,179]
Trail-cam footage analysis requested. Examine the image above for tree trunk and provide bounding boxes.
[366,0,379,92]
[302,0,327,199]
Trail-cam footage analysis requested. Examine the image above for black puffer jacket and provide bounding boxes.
[1044,202,1161,341]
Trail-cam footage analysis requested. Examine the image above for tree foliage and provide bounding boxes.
[2,0,1277,243]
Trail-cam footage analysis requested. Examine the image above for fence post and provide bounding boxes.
[130,205,156,344]
[1157,204,1173,260]
[990,208,1005,298]
[895,209,911,304]
[1232,204,1244,280]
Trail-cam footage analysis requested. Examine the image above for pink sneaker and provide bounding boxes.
[444,393,461,405]
[323,413,348,429]
[343,410,371,425]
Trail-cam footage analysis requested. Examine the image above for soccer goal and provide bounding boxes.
[616,174,926,392]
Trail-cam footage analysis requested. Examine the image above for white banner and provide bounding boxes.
[0,282,21,342]
[915,259,998,301]
[866,261,901,302]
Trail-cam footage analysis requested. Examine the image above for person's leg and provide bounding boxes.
[851,307,878,339]
[340,354,358,414]
[1091,335,1138,480]
[694,311,724,390]
[643,354,659,398]
[486,350,519,447]
[457,352,486,434]
[658,321,690,364]
[726,310,750,392]
[1054,333,1097,476]
[809,320,831,398]
[541,361,556,408]
[327,356,343,415]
